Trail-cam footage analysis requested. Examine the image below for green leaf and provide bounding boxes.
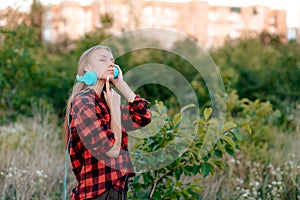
[221,122,237,134]
[183,165,192,176]
[202,155,210,162]
[164,154,174,161]
[214,149,223,158]
[216,142,226,153]
[231,129,243,141]
[192,165,200,175]
[245,124,252,134]
[142,173,152,183]
[201,163,211,178]
[153,191,161,199]
[187,188,201,198]
[225,146,235,157]
[182,189,189,197]
[134,175,140,183]
[219,135,236,148]
[209,159,226,169]
[175,168,182,181]
[157,155,166,163]
[180,103,195,113]
[190,185,202,194]
[173,113,182,127]
[203,107,212,121]
[133,183,142,191]
[175,181,183,187]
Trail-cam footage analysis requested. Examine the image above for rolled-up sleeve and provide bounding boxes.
[121,95,152,131]
[72,96,115,157]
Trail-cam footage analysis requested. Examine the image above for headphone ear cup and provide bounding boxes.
[76,71,98,85]
[113,66,119,79]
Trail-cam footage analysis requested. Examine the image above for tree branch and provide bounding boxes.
[149,170,173,199]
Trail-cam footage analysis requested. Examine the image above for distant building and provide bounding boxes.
[43,1,98,43]
[206,5,287,47]
[0,8,29,27]
[40,0,288,48]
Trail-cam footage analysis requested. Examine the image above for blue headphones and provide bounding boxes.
[76,66,119,86]
[113,65,119,79]
[76,71,97,85]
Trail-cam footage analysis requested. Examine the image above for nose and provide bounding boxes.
[107,64,114,70]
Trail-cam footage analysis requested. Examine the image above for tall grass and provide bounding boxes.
[200,127,300,200]
[1,105,299,199]
[0,106,74,200]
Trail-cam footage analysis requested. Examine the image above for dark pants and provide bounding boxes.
[90,188,126,200]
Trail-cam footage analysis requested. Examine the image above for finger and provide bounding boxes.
[106,76,110,92]
[103,91,106,99]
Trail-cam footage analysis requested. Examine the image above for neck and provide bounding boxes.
[89,80,105,95]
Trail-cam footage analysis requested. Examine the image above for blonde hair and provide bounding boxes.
[63,45,112,145]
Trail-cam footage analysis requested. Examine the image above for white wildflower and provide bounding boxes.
[268,163,273,168]
[277,181,282,185]
[242,192,248,197]
[288,160,294,166]
[36,170,44,177]
[236,178,244,184]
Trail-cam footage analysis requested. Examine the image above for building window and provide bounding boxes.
[208,11,217,21]
[253,8,258,15]
[230,7,241,13]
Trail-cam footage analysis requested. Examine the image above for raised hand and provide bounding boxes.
[104,76,121,110]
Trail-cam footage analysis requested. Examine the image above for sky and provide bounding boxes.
[1,0,299,28]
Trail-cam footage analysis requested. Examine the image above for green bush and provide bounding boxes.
[128,102,238,199]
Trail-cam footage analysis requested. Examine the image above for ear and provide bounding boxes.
[84,64,92,71]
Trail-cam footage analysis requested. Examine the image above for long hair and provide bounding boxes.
[63,45,112,146]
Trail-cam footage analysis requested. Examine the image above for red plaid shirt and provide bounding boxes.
[68,88,151,200]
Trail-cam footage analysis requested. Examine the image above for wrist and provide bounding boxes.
[116,80,136,102]
[115,80,126,90]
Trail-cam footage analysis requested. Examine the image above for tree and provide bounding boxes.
[0,25,40,122]
[29,0,44,41]
[128,103,238,199]
[210,36,300,124]
[100,13,114,29]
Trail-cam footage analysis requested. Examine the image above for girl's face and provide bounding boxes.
[86,48,115,80]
